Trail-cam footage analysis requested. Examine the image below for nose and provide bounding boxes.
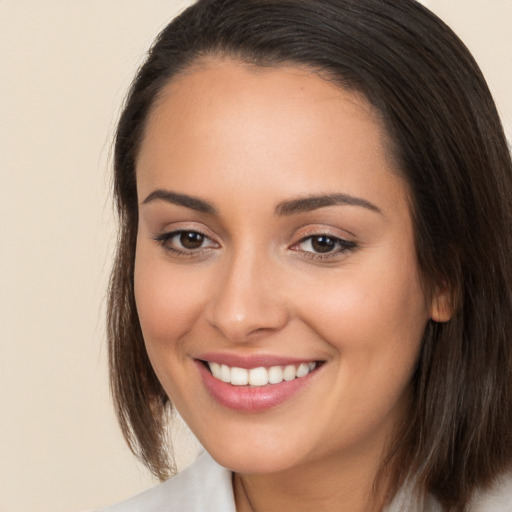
[207,250,289,343]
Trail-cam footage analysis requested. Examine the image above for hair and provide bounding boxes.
[108,0,512,509]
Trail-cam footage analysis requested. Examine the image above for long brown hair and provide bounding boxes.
[108,1,512,508]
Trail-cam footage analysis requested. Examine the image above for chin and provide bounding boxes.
[209,447,299,475]
[197,426,314,475]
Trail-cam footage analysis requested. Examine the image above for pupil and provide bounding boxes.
[180,232,204,249]
[312,236,335,253]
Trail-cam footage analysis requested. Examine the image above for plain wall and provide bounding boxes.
[0,1,510,511]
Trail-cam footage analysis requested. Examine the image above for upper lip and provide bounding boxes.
[195,352,322,369]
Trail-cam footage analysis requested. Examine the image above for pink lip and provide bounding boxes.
[196,352,316,369]
[195,358,322,413]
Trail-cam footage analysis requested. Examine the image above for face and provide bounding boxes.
[134,59,436,476]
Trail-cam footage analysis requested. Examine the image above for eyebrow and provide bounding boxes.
[142,189,382,217]
[142,189,218,214]
[275,193,383,216]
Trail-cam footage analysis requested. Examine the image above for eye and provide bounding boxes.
[176,231,207,250]
[153,230,218,255]
[300,235,338,253]
[292,234,357,258]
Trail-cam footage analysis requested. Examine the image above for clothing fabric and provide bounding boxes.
[100,452,235,512]
[99,451,512,511]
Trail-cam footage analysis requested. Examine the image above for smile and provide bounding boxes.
[207,361,318,387]
[196,355,324,412]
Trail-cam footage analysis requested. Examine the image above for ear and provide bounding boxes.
[429,286,455,323]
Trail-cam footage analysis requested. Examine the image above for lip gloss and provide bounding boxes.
[195,359,319,412]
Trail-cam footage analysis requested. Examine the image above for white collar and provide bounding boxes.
[102,451,512,512]
[101,451,235,512]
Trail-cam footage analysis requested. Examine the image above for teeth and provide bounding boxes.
[268,366,283,384]
[207,361,317,386]
[248,367,268,387]
[220,364,230,383]
[283,365,296,381]
[296,363,310,377]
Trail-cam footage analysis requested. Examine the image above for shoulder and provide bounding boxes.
[469,469,512,512]
[387,470,512,512]
[98,451,236,512]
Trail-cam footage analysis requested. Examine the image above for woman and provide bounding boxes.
[103,0,512,510]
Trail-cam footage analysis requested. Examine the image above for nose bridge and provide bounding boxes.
[208,244,288,342]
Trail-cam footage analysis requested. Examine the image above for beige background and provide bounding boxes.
[0,1,510,511]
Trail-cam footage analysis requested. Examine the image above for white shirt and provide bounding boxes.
[99,452,512,511]
[100,452,235,512]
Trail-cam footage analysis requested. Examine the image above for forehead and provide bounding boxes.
[136,58,406,213]
[140,58,390,157]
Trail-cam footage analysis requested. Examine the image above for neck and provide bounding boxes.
[233,445,393,512]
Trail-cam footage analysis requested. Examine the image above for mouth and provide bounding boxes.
[195,353,325,411]
[203,360,320,387]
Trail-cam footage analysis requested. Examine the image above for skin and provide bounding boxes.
[134,58,447,512]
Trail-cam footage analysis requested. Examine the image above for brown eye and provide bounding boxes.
[154,229,218,255]
[180,231,205,249]
[310,235,336,253]
[292,233,357,259]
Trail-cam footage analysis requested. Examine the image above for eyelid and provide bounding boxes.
[289,225,358,260]
[151,220,220,243]
[291,224,356,244]
[291,233,355,250]
[294,223,357,241]
[152,223,221,257]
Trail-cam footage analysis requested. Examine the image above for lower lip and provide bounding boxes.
[196,361,319,412]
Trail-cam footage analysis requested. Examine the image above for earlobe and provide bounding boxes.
[429,288,455,323]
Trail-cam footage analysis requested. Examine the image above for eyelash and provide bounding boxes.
[291,233,358,260]
[152,230,218,258]
[153,230,358,260]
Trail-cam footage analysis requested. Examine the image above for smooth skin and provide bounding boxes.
[134,58,450,512]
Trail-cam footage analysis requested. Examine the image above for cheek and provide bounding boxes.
[298,259,428,439]
[133,244,205,349]
[294,247,429,374]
